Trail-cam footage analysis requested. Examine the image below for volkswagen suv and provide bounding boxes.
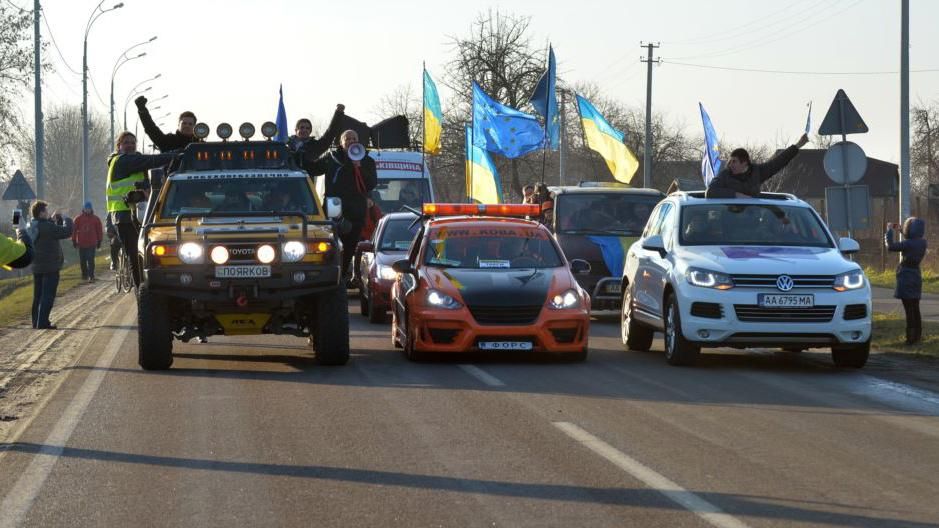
[620,192,872,367]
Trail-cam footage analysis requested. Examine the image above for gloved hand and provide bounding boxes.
[336,103,345,113]
[135,95,148,109]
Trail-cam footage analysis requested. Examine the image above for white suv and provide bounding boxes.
[620,192,872,367]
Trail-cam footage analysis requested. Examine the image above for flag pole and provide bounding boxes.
[421,61,426,185]
[539,43,550,187]
[574,94,593,183]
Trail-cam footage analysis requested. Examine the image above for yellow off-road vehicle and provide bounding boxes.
[135,122,348,370]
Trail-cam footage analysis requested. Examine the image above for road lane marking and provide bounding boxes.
[458,364,505,387]
[553,422,752,528]
[0,309,135,528]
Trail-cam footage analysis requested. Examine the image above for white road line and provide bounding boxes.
[553,422,752,528]
[0,309,135,528]
[458,364,505,387]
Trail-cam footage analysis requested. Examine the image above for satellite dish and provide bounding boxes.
[347,143,366,161]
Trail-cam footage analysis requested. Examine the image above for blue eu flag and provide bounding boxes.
[275,84,288,143]
[472,82,544,159]
[529,45,559,151]
[699,102,721,185]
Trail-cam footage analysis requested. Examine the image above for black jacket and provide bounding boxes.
[304,149,377,222]
[886,218,928,300]
[706,145,800,198]
[31,217,73,274]
[108,151,177,225]
[137,100,194,152]
[293,106,346,161]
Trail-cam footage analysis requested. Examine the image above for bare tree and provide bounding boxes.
[0,4,47,177]
[912,99,938,194]
[372,83,422,147]
[16,104,111,213]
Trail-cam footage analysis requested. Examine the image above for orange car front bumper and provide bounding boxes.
[409,306,589,353]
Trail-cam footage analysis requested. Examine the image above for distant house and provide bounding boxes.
[771,149,898,198]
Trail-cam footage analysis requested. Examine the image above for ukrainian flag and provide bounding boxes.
[465,125,502,204]
[575,94,640,185]
[423,69,443,155]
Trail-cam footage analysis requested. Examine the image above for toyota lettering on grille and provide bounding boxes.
[230,248,255,256]
[776,275,794,292]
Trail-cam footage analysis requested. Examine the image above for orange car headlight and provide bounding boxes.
[549,289,581,309]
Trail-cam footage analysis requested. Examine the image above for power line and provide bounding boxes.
[39,6,81,75]
[1,0,28,12]
[663,60,939,75]
[667,0,816,47]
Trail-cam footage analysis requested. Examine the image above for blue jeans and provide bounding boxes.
[79,247,96,279]
[32,272,60,328]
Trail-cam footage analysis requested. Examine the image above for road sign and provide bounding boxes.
[823,141,868,184]
[818,89,868,136]
[825,185,871,231]
[2,170,36,201]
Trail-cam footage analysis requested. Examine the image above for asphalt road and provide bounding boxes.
[1,292,938,528]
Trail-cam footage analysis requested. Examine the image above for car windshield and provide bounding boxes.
[424,226,563,269]
[160,176,318,217]
[555,193,659,235]
[378,217,420,251]
[371,178,430,213]
[679,204,833,247]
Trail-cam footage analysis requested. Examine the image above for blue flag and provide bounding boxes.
[275,84,288,143]
[472,82,544,159]
[699,102,721,185]
[529,45,559,151]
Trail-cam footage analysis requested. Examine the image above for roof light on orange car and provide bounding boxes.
[422,203,541,217]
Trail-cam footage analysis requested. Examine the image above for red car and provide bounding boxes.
[357,212,420,323]
[390,204,591,361]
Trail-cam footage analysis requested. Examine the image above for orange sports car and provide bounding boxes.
[390,204,591,361]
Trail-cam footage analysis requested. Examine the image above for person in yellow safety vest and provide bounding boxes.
[107,131,179,288]
[0,214,33,270]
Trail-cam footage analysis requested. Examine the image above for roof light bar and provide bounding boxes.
[422,203,541,217]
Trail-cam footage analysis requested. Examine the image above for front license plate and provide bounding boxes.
[758,294,814,308]
[215,265,271,279]
[605,282,622,294]
[478,341,533,351]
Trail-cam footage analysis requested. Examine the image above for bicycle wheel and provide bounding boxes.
[121,251,133,293]
[115,250,125,293]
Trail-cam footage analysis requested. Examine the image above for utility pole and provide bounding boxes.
[33,0,43,200]
[900,0,911,221]
[640,42,660,189]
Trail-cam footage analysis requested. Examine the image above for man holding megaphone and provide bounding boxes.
[302,129,377,285]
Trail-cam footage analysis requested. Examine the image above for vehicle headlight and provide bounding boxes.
[178,242,204,264]
[210,246,229,265]
[549,289,581,309]
[833,269,865,291]
[426,289,462,309]
[257,244,276,264]
[282,241,306,262]
[378,265,398,281]
[686,267,734,289]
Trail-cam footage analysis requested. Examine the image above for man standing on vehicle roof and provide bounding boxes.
[290,104,346,159]
[302,129,377,285]
[706,133,809,198]
[135,96,198,152]
[107,131,178,288]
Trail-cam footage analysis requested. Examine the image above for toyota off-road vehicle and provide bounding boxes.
[134,121,349,370]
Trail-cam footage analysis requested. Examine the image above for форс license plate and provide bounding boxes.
[478,341,533,351]
[215,265,271,279]
[758,294,814,308]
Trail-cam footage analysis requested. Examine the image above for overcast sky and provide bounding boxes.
[12,0,939,165]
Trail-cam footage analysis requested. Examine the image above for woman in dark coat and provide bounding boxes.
[885,217,928,344]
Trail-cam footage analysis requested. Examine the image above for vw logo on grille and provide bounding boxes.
[776,275,795,292]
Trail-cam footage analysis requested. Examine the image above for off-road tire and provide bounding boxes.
[138,283,173,370]
[664,294,700,366]
[313,286,350,366]
[831,340,870,368]
[621,288,653,352]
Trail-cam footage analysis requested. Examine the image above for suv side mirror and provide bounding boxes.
[838,237,860,254]
[325,197,342,219]
[357,240,374,253]
[570,259,591,275]
[392,259,413,275]
[642,235,666,257]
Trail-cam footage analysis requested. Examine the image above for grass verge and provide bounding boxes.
[865,266,939,295]
[871,312,939,357]
[0,256,109,327]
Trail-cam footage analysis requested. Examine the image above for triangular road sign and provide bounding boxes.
[2,170,36,201]
[819,89,868,136]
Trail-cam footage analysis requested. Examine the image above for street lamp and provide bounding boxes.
[122,73,161,129]
[82,0,124,205]
[110,35,157,146]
